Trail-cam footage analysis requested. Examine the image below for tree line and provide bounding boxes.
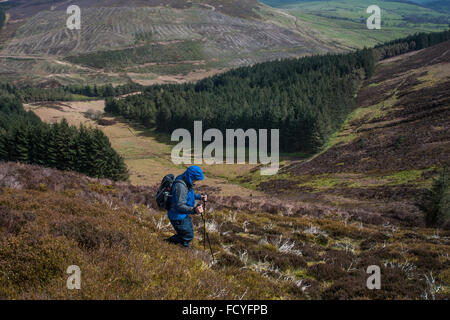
[373,29,450,60]
[65,40,203,70]
[0,91,129,181]
[106,48,374,153]
[0,0,15,30]
[105,29,449,154]
[0,8,6,30]
[0,82,143,103]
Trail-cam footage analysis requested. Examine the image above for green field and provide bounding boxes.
[262,0,450,48]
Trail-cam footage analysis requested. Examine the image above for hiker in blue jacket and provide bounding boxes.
[167,165,207,248]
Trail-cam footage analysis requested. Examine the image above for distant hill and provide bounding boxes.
[409,1,450,13]
[260,0,450,48]
[7,0,262,20]
[262,0,450,12]
[3,0,449,87]
[0,0,337,86]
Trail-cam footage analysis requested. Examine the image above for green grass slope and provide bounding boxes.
[262,0,450,49]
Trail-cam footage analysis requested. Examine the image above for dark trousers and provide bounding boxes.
[169,216,194,248]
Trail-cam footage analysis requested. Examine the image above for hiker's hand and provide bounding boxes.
[201,194,208,202]
[194,205,204,215]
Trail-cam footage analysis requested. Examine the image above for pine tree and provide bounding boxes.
[104,84,115,97]
[46,123,60,168]
[11,122,29,163]
[74,125,91,175]
[0,129,9,161]
[54,119,76,171]
[417,167,450,227]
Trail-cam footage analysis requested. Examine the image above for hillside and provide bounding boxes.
[255,40,450,228]
[1,160,449,300]
[408,1,450,13]
[262,0,450,49]
[2,0,449,87]
[7,40,449,300]
[0,0,335,86]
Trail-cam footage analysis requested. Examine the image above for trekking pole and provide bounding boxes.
[201,196,214,260]
[201,209,206,251]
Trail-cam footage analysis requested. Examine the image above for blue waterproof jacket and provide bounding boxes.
[168,166,204,221]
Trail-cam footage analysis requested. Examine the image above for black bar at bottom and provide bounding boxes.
[1,300,447,319]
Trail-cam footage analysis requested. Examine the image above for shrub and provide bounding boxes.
[97,119,116,126]
[309,263,346,282]
[417,167,450,228]
[51,220,102,250]
[85,109,103,120]
[247,247,307,271]
[216,253,245,268]
[51,220,130,250]
[393,135,404,150]
[0,208,35,235]
[321,272,368,299]
[0,234,73,296]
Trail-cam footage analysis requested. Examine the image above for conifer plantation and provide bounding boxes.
[0,83,143,103]
[0,91,128,181]
[105,30,450,153]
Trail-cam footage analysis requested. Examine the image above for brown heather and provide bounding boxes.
[0,162,449,299]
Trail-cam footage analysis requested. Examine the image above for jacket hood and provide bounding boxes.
[182,166,204,186]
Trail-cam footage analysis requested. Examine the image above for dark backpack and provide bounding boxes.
[156,174,175,210]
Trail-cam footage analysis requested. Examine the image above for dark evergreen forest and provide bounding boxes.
[0,82,143,103]
[105,30,450,153]
[106,48,374,153]
[0,91,129,181]
[373,29,450,59]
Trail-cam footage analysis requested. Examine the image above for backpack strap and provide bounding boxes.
[174,175,191,186]
[171,178,187,192]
